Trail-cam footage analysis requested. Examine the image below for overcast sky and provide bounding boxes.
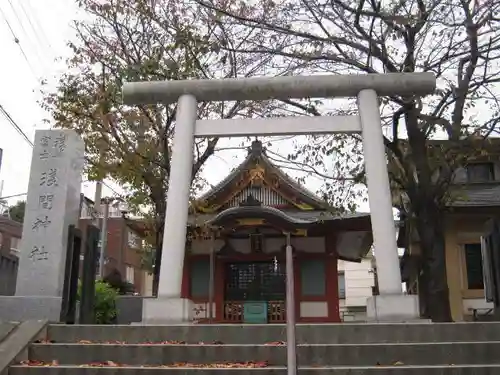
[0,0,367,212]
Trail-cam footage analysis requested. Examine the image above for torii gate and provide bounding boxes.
[122,73,434,326]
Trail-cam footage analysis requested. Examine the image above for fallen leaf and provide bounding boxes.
[265,341,286,346]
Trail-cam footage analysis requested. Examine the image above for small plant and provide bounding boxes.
[94,280,118,324]
[77,280,118,324]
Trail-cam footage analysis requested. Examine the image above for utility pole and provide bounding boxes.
[93,179,103,277]
[95,64,107,278]
[98,198,110,278]
[93,182,103,224]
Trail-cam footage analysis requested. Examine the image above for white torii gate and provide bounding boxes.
[122,73,434,325]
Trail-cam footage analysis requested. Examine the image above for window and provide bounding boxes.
[10,237,20,250]
[126,265,135,284]
[190,259,210,298]
[127,230,140,248]
[464,243,484,290]
[338,273,346,299]
[466,163,494,182]
[300,259,326,296]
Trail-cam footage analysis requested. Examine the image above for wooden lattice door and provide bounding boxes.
[224,261,286,322]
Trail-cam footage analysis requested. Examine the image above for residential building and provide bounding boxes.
[0,199,149,296]
[0,216,22,255]
[338,254,376,321]
[397,139,500,321]
[0,216,21,295]
[79,197,149,295]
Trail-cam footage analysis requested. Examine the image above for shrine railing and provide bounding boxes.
[223,301,286,323]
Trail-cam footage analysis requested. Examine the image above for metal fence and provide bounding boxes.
[0,253,18,295]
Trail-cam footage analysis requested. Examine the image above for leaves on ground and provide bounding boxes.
[35,339,282,345]
[19,360,269,368]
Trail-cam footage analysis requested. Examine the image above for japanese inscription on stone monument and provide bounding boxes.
[28,133,68,262]
[14,128,84,300]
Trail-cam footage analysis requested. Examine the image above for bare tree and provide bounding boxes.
[195,0,500,320]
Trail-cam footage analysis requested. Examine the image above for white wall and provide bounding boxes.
[338,258,375,308]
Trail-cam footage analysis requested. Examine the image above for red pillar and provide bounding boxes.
[214,258,225,322]
[294,253,301,322]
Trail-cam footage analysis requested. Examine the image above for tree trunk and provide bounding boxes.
[414,197,452,322]
[152,208,166,297]
[404,106,452,322]
[152,228,163,297]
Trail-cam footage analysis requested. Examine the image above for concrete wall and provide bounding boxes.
[115,296,153,324]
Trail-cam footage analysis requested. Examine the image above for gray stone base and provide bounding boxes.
[366,294,422,322]
[141,297,193,324]
[0,296,62,322]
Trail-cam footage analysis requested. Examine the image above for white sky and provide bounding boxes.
[0,0,368,212]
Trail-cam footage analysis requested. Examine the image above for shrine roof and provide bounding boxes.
[193,140,328,213]
[189,209,369,226]
[189,198,371,235]
[190,201,372,260]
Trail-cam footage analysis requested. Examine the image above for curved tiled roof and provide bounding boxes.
[196,140,327,209]
[208,205,314,228]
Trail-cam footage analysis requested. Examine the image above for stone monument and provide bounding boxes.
[0,129,85,321]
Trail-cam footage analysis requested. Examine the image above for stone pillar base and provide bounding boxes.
[141,297,193,324]
[0,296,62,322]
[367,294,424,322]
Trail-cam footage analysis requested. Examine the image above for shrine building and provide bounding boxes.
[181,140,374,323]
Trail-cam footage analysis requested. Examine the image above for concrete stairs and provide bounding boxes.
[8,322,500,374]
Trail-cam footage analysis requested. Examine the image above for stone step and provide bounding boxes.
[46,323,500,344]
[28,342,500,367]
[9,365,500,375]
[0,321,18,343]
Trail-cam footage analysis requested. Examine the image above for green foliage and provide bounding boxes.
[8,200,26,223]
[39,0,274,293]
[78,280,118,324]
[94,281,119,324]
[136,244,156,274]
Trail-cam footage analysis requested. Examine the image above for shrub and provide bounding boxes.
[77,280,118,324]
[94,280,118,324]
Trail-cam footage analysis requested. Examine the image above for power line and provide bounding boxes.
[19,0,55,56]
[7,0,48,69]
[0,192,27,200]
[0,104,33,147]
[102,180,123,198]
[0,4,37,79]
